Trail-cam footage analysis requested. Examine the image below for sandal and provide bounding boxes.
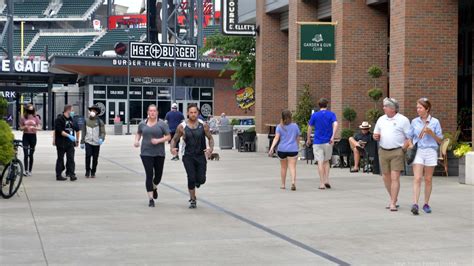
[350,168,359,173]
[318,186,326,190]
[291,184,296,191]
[324,183,331,189]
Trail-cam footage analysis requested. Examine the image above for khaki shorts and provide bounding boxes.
[379,148,405,173]
[313,143,333,162]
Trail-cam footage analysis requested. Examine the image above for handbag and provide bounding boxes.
[405,142,418,165]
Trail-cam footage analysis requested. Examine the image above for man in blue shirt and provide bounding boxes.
[165,103,185,160]
[306,98,338,190]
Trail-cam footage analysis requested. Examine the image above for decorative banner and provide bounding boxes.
[297,22,337,63]
[236,87,255,110]
[222,0,256,36]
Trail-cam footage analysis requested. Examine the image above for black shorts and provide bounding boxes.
[277,151,298,159]
[182,154,207,189]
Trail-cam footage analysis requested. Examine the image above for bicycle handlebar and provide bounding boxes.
[13,140,23,147]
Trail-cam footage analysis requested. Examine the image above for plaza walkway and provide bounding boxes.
[1,131,473,265]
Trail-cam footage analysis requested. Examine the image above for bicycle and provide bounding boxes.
[0,140,24,199]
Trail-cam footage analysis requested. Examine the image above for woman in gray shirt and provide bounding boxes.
[134,104,171,207]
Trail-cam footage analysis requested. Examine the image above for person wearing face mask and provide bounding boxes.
[19,104,42,176]
[54,105,80,181]
[80,105,106,178]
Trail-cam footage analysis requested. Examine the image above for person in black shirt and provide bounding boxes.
[170,104,214,209]
[349,121,373,172]
[54,105,80,181]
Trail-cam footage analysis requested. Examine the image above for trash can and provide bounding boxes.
[219,125,233,149]
[114,122,123,135]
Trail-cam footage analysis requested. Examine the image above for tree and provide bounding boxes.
[201,34,255,88]
[343,107,357,129]
[366,65,384,124]
[293,85,314,137]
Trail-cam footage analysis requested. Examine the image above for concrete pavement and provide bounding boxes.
[1,131,473,265]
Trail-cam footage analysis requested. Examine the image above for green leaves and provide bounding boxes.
[201,34,255,88]
[0,120,14,165]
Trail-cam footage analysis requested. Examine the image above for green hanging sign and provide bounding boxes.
[298,22,337,63]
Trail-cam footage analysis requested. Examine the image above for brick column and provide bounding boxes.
[255,1,288,133]
[288,1,331,111]
[331,0,389,131]
[390,0,458,133]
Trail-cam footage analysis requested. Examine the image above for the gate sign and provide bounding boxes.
[222,0,256,36]
[130,42,198,61]
[298,22,337,63]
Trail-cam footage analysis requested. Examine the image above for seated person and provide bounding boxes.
[349,121,373,172]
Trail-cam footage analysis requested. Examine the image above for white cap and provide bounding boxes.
[171,103,178,109]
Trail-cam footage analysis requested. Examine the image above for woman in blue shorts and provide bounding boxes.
[269,110,301,191]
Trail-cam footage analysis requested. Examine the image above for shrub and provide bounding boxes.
[341,128,354,139]
[0,97,7,118]
[366,109,383,125]
[230,118,240,125]
[367,65,383,79]
[453,143,471,158]
[0,120,14,165]
[343,107,357,129]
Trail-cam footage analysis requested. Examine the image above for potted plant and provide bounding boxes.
[454,142,471,184]
[343,107,357,130]
[366,65,384,125]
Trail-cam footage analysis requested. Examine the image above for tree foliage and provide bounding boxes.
[201,34,255,88]
[293,85,314,136]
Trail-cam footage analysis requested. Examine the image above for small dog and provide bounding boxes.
[208,153,220,161]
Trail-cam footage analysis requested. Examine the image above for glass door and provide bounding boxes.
[107,100,127,124]
[176,101,199,114]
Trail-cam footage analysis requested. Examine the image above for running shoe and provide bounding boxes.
[423,204,432,213]
[411,204,419,215]
[153,188,158,199]
[149,199,155,207]
[189,199,196,209]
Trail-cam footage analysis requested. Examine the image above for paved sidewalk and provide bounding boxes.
[1,131,473,265]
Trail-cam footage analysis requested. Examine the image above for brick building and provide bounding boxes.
[240,0,472,149]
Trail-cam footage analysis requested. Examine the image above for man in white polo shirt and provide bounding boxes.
[373,97,410,212]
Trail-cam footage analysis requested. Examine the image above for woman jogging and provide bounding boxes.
[269,110,300,191]
[134,104,171,207]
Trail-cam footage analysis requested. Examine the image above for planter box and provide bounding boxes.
[459,156,466,184]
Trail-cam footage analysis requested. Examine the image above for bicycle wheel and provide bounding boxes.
[0,159,24,199]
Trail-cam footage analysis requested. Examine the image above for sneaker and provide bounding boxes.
[148,199,155,207]
[411,204,419,215]
[70,175,77,181]
[423,204,432,213]
[189,199,196,209]
[23,171,29,177]
[171,156,178,161]
[56,176,67,181]
[85,171,90,178]
[153,188,158,199]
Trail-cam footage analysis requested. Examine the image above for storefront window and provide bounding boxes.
[107,86,127,99]
[93,86,106,99]
[190,87,200,100]
[129,86,142,100]
[157,87,171,100]
[200,88,213,101]
[143,87,156,100]
[129,100,143,124]
[157,101,171,119]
